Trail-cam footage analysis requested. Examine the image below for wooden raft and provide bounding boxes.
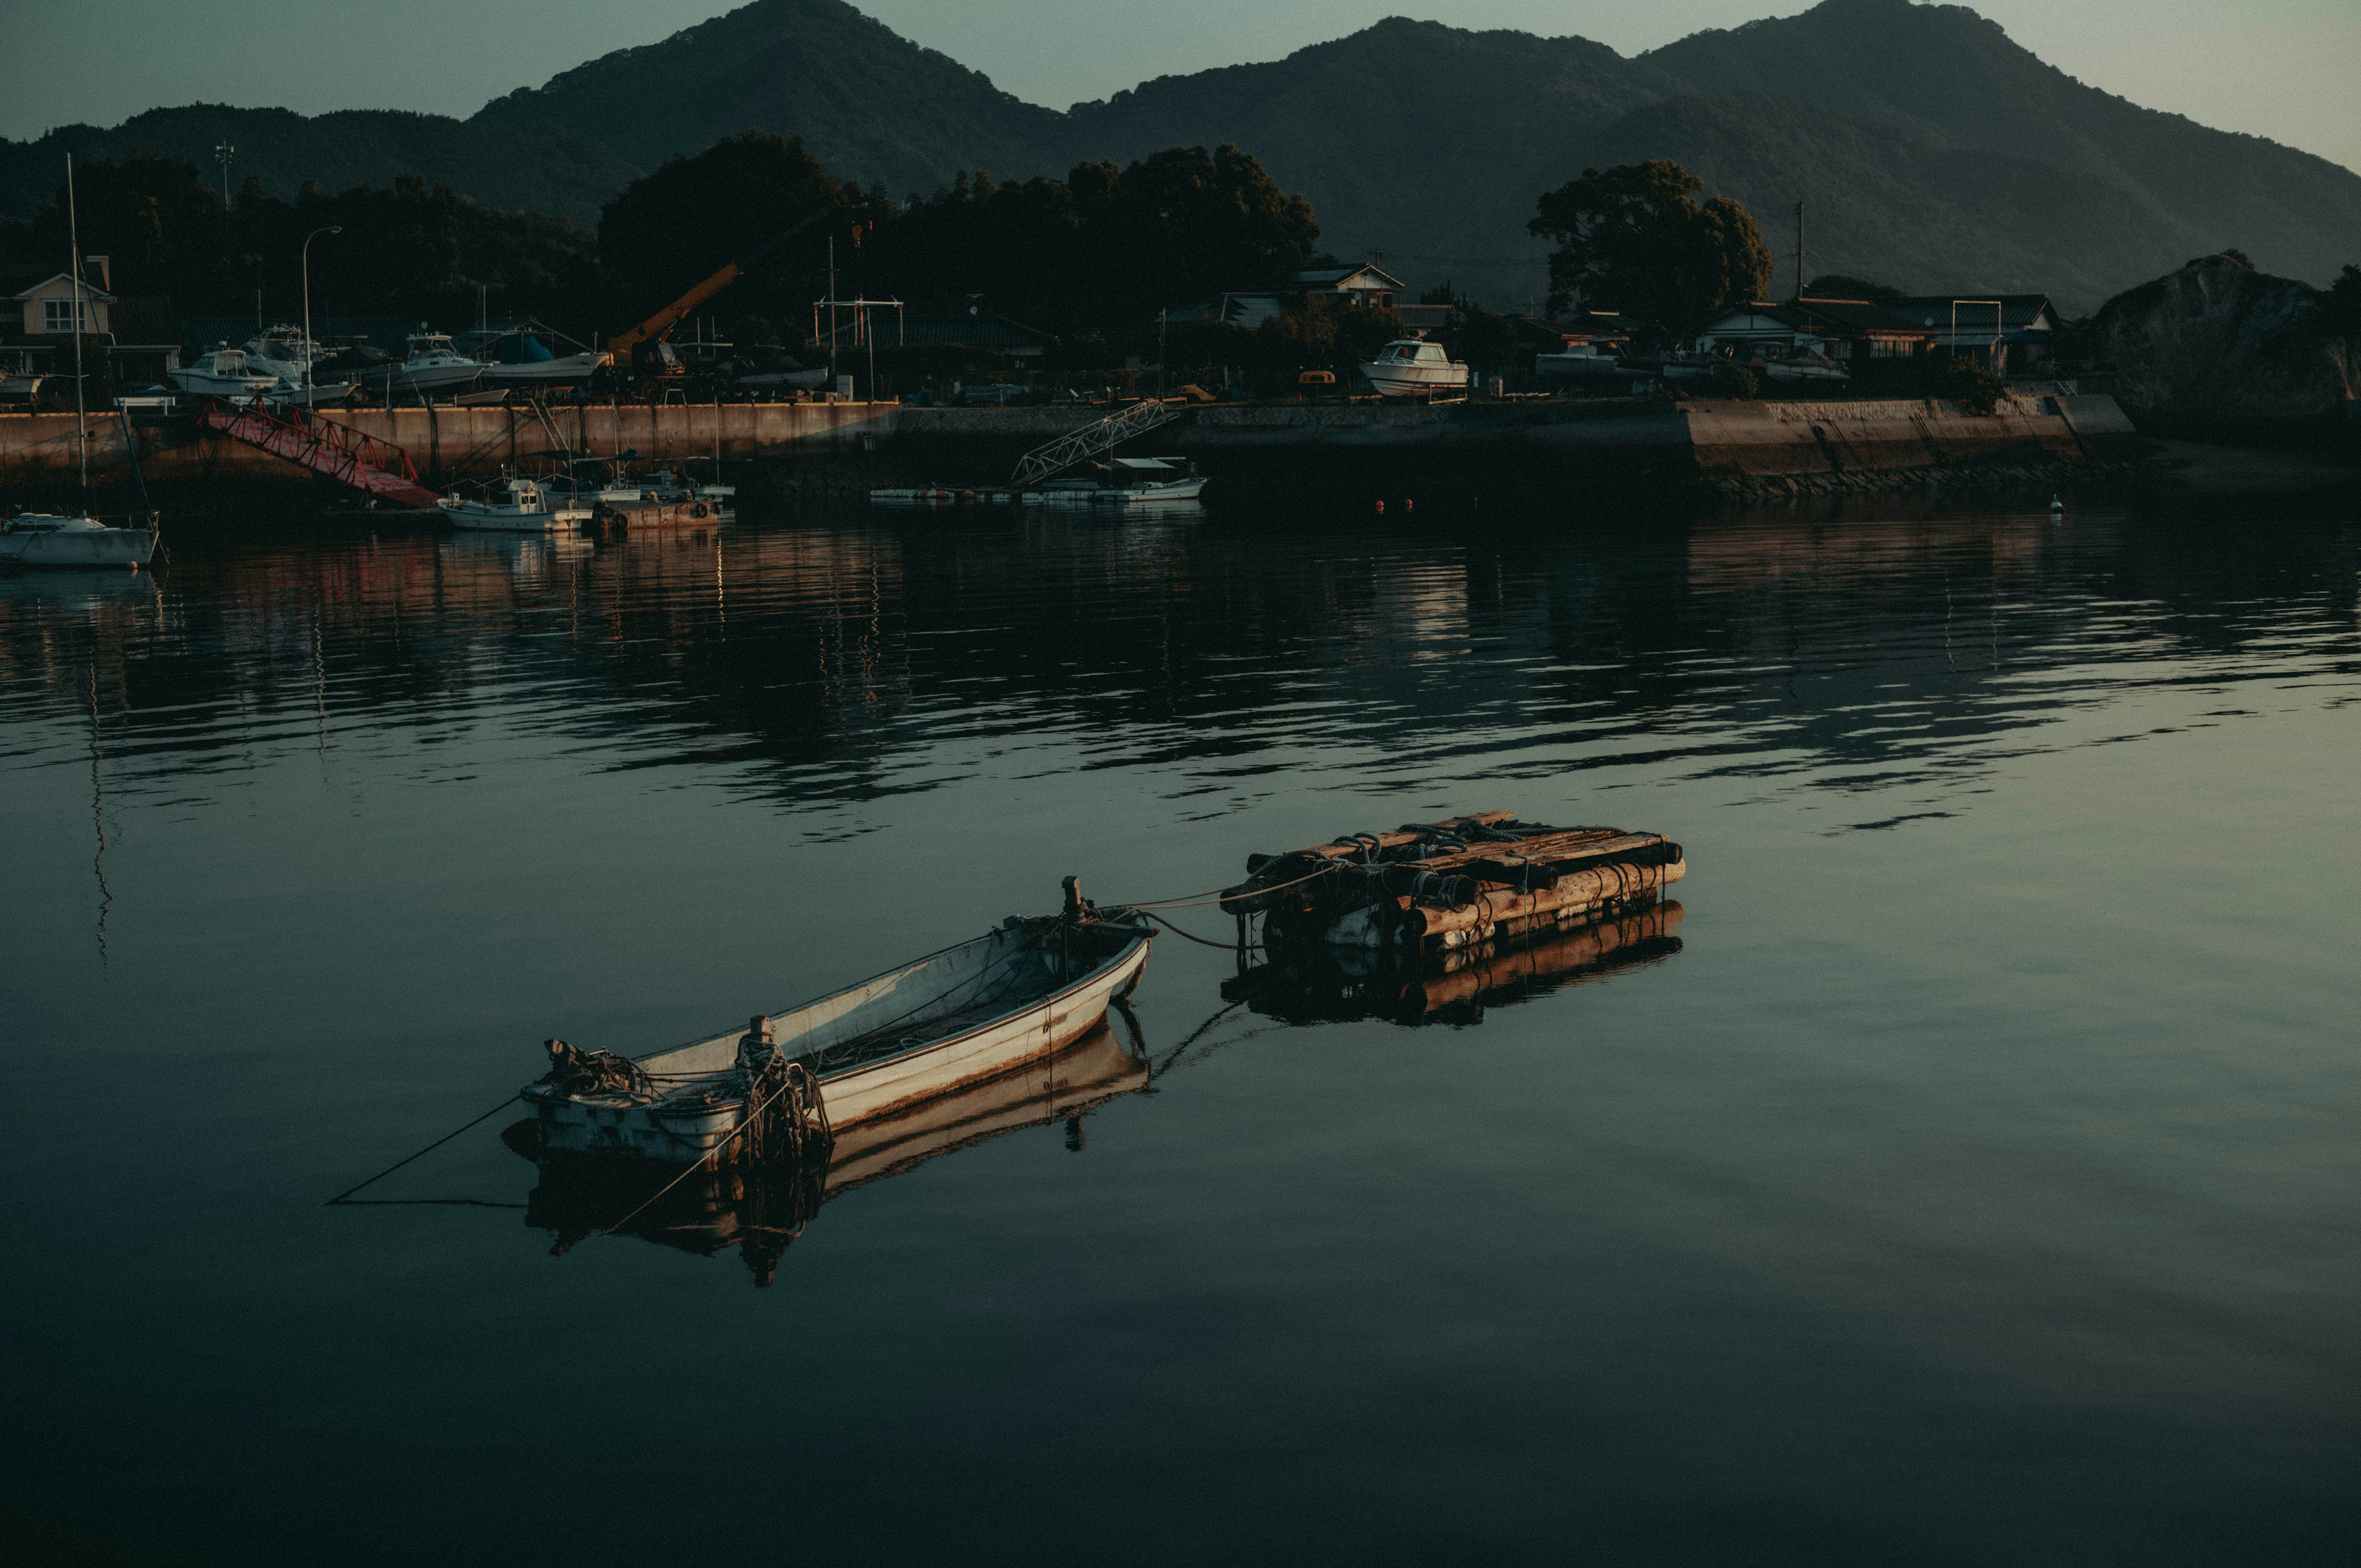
[1220,810,1685,950]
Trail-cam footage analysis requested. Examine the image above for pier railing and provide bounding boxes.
[1010,399,1184,487]
[197,395,443,508]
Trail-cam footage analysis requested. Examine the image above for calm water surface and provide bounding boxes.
[2,497,2356,1564]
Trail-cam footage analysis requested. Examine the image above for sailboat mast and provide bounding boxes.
[66,152,89,499]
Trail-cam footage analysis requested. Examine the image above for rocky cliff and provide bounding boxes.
[2089,255,2359,440]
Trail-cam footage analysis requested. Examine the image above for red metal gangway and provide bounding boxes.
[198,395,444,509]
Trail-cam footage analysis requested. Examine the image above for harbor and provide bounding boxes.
[8,0,2359,1558]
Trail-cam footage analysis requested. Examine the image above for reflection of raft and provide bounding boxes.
[1221,810,1685,951]
[510,1018,1149,1285]
[1224,900,1684,1027]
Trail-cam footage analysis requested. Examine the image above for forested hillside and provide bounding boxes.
[8,0,2359,314]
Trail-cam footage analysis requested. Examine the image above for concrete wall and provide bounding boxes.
[1683,393,2139,478]
[1,391,2139,501]
[0,400,898,494]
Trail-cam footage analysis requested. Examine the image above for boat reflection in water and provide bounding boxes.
[1224,898,1684,1029]
[505,1017,1149,1286]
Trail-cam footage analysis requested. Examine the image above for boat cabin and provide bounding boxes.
[1372,339,1453,368]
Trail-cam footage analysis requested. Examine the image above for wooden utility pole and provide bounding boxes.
[1794,200,1806,301]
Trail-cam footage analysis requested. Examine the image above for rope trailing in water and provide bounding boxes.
[325,1095,520,1206]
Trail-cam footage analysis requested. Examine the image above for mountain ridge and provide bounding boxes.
[6,0,2357,315]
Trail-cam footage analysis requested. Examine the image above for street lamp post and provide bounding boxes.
[301,226,341,391]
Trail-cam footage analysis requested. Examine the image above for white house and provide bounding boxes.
[1889,294,2061,369]
[1694,303,1830,358]
[1217,263,1409,330]
[6,262,114,337]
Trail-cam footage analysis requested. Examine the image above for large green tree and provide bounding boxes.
[1529,160,1771,343]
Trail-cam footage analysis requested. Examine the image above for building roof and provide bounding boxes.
[1292,264,1406,292]
[1787,297,1936,336]
[1888,294,2057,331]
[2,266,116,302]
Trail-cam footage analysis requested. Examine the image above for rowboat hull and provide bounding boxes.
[523,917,1151,1165]
[515,1020,1150,1283]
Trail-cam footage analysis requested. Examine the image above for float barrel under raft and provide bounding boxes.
[1222,811,1685,950]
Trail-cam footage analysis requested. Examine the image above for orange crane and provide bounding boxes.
[608,205,841,370]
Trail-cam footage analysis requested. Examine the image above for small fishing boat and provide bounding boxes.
[0,510,158,569]
[1019,457,1206,509]
[435,474,593,531]
[512,1014,1150,1285]
[520,885,1152,1166]
[1091,456,1205,507]
[1361,336,1469,398]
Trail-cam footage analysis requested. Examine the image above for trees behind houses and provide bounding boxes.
[1530,160,1771,343]
[4,135,1326,364]
[590,133,1320,352]
[0,153,598,335]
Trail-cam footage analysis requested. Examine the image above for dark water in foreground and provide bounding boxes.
[2,498,2356,1565]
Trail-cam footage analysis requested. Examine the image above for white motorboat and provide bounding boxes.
[1,511,159,569]
[520,892,1152,1165]
[388,327,486,395]
[1361,336,1469,397]
[169,344,282,397]
[435,475,593,531]
[242,324,354,403]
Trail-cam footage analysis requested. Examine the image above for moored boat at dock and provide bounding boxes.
[1,510,159,569]
[435,474,593,531]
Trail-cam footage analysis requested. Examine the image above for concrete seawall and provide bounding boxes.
[0,392,2137,501]
[0,400,897,497]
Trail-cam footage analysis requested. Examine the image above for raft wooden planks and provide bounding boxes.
[1224,809,1688,949]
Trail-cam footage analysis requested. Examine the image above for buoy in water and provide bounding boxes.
[1375,499,1386,514]
[2049,495,2064,517]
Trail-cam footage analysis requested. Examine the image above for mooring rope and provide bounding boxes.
[1136,909,1260,950]
[1113,861,1339,911]
[325,1095,520,1205]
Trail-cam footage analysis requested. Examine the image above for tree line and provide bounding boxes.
[2,133,1804,379]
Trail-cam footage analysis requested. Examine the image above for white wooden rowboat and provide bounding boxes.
[521,900,1152,1166]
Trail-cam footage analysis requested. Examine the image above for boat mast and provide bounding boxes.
[66,152,89,502]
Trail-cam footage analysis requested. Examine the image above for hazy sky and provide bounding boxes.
[10,0,2358,174]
